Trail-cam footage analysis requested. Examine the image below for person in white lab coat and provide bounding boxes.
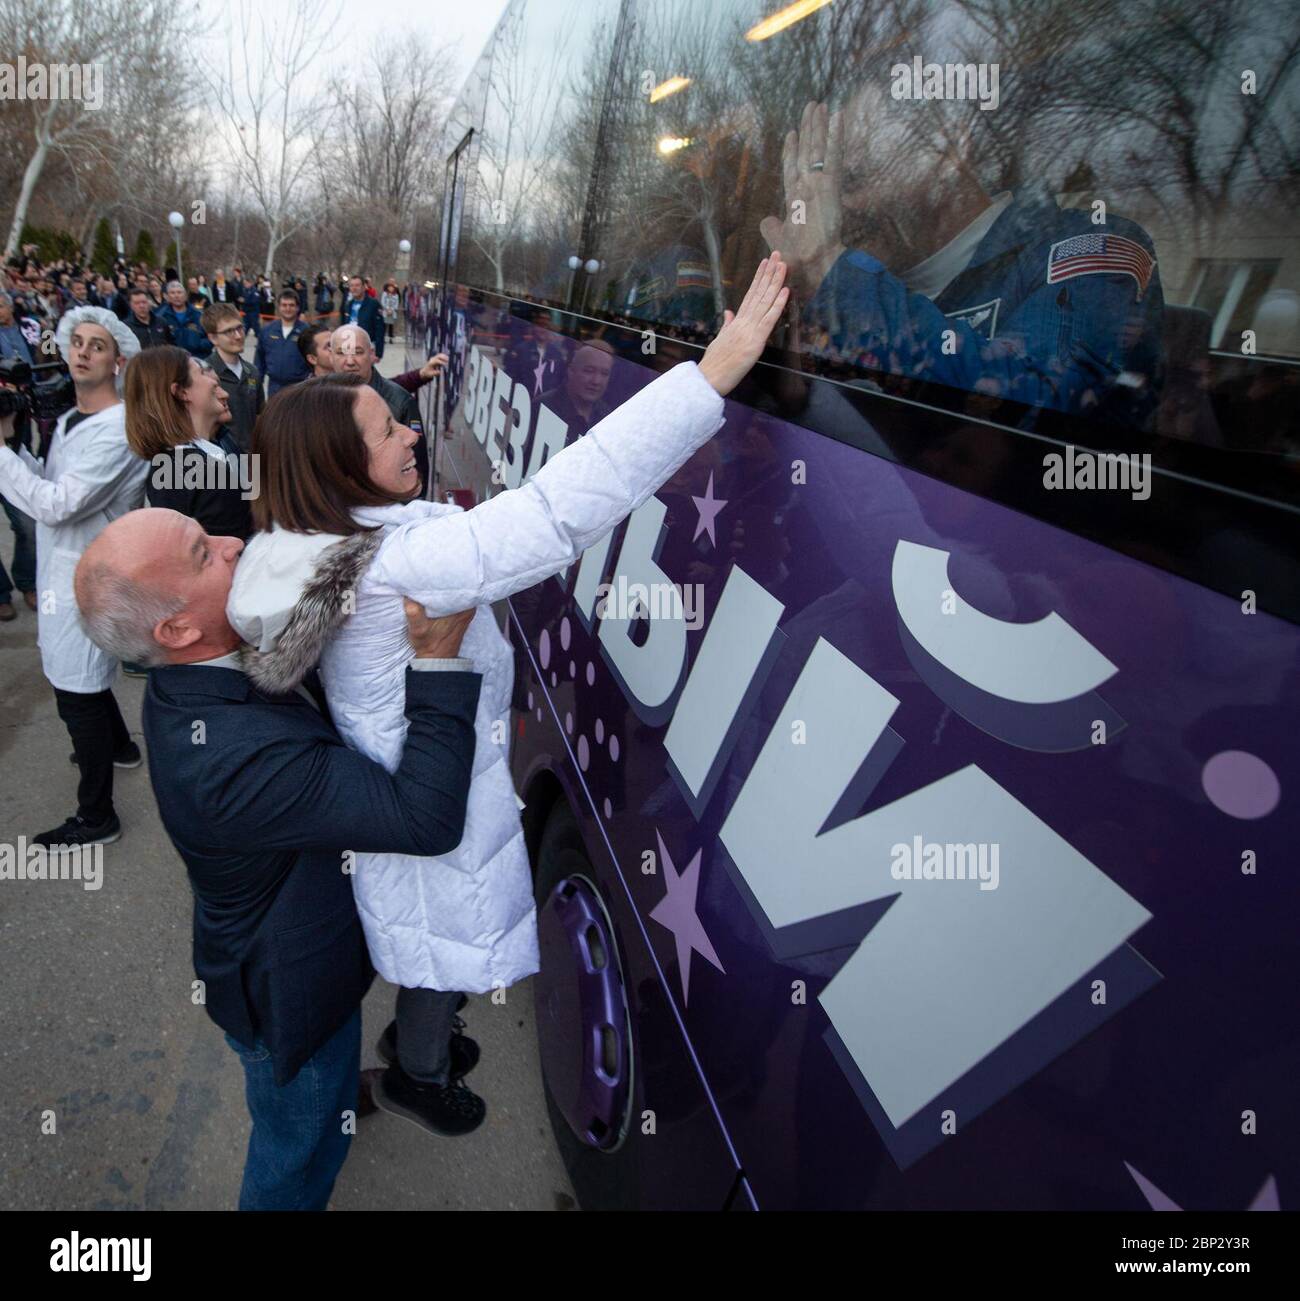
[0,306,147,847]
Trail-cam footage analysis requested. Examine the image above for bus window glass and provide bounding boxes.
[486,0,1299,499]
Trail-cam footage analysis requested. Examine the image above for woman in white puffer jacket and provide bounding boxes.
[226,256,788,1131]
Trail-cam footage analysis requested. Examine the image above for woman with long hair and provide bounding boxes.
[123,345,252,540]
[226,255,788,1137]
[380,279,400,344]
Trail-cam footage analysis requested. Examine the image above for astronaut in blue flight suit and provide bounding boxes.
[760,101,1165,428]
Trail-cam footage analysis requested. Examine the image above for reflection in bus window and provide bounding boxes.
[448,0,1300,485]
[760,98,1165,428]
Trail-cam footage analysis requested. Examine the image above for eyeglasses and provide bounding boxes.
[216,324,245,337]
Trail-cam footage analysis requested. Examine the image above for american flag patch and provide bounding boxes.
[1046,233,1155,298]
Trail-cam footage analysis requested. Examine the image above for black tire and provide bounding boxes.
[533,802,642,1210]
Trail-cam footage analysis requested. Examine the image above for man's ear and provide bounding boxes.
[154,609,202,652]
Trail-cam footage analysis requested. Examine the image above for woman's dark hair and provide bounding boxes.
[250,373,407,535]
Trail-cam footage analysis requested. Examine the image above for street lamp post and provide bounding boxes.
[395,238,413,343]
[566,254,580,308]
[168,210,185,284]
[582,258,601,312]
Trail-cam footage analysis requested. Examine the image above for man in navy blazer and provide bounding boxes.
[74,507,481,1211]
[338,273,385,359]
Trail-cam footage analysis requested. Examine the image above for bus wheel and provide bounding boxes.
[533,802,639,1209]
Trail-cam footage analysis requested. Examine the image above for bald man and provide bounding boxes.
[539,339,615,445]
[75,508,481,1210]
[331,324,429,492]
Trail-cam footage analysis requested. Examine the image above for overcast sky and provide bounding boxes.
[314,0,508,95]
[196,0,510,198]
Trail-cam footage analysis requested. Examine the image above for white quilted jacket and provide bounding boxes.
[226,360,725,992]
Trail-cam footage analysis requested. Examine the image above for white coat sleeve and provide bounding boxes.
[0,425,145,527]
[370,360,725,613]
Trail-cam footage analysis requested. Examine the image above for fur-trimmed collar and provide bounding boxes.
[239,529,383,694]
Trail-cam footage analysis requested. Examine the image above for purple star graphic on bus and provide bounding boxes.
[691,472,728,547]
[648,830,725,1005]
[1124,1163,1280,1211]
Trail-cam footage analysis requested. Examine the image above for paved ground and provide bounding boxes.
[0,337,576,1211]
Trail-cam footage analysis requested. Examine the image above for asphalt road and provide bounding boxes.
[0,337,576,1211]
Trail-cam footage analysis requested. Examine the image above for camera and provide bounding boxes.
[0,355,29,417]
[0,354,75,424]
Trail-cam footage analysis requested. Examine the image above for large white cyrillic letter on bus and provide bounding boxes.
[525,400,569,482]
[527,398,578,592]
[472,353,495,447]
[500,381,532,490]
[572,529,616,619]
[485,366,514,473]
[462,345,481,428]
[664,564,783,801]
[597,497,687,723]
[718,637,1150,1129]
[893,540,1116,702]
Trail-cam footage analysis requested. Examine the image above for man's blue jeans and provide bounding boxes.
[0,494,36,601]
[224,1008,361,1211]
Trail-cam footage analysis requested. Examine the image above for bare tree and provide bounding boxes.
[319,31,459,279]
[328,34,458,222]
[561,0,929,318]
[0,0,203,258]
[207,0,342,278]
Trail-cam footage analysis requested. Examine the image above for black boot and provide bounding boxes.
[374,1063,486,1137]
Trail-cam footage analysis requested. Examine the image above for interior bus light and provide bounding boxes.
[649,75,692,102]
[745,0,834,42]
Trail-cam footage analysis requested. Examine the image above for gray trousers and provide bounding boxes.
[395,986,463,1085]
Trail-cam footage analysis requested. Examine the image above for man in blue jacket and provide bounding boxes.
[156,280,212,359]
[338,273,385,360]
[255,288,310,395]
[240,276,262,336]
[74,507,481,1211]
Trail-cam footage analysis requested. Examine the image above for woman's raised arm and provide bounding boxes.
[372,256,788,614]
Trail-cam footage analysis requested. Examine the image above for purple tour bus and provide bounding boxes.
[406,0,1299,1210]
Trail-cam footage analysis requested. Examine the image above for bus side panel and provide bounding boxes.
[511,640,743,1211]
[443,298,1297,1211]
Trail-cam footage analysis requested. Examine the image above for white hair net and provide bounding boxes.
[55,306,141,366]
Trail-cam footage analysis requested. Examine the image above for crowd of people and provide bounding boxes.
[0,246,402,365]
[0,216,790,1213]
[0,248,438,618]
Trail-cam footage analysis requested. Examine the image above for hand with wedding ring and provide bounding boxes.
[759,100,848,297]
